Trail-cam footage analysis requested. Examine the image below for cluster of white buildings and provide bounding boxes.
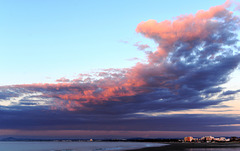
[184,136,230,142]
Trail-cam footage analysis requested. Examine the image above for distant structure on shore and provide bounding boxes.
[184,136,234,143]
[184,136,193,142]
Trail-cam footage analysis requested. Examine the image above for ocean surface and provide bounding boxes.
[0,141,166,151]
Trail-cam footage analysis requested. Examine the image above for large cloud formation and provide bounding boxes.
[1,1,240,134]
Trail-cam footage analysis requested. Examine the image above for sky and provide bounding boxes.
[0,0,240,139]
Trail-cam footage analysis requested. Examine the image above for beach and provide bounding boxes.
[127,142,240,151]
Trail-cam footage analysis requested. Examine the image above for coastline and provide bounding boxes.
[126,142,240,151]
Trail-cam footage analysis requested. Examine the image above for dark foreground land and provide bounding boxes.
[127,142,240,151]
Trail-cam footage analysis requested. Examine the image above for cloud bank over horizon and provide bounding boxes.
[1,0,240,137]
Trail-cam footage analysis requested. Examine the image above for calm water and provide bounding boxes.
[0,141,166,151]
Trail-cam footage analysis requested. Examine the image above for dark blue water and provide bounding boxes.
[0,141,166,151]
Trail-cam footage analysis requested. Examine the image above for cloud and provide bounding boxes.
[126,57,141,61]
[134,42,150,51]
[221,89,240,95]
[0,107,240,132]
[3,1,240,112]
[56,77,70,83]
[136,1,239,63]
[119,40,129,44]
[210,124,240,127]
[1,0,240,133]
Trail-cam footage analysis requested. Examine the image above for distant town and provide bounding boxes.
[183,136,239,143]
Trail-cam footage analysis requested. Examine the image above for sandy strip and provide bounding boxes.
[126,142,240,151]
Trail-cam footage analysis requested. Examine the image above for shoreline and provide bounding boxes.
[126,142,240,151]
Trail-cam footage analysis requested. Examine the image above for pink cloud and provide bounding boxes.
[11,0,240,113]
[136,1,236,63]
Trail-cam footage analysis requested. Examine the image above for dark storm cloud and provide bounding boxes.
[0,107,239,132]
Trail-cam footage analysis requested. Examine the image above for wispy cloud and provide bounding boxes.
[119,40,129,44]
[56,77,70,83]
[134,41,150,51]
[210,124,240,127]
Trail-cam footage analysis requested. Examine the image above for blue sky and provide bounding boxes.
[1,0,240,139]
[0,0,226,85]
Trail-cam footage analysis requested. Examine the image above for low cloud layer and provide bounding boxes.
[1,0,240,134]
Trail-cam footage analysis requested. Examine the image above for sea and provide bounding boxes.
[0,141,166,151]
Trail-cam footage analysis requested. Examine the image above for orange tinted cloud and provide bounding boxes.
[136,0,235,63]
[11,0,240,112]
